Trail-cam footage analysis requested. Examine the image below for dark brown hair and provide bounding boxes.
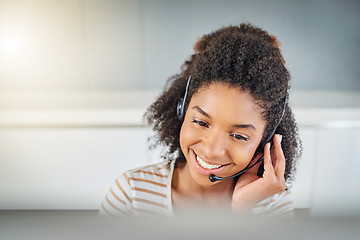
[144,23,302,183]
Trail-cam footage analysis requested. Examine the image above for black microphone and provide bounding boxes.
[208,156,264,182]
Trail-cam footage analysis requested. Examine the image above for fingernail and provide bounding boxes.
[278,134,283,143]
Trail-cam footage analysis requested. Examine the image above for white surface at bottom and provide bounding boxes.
[1,210,359,240]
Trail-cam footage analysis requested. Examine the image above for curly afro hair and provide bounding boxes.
[144,23,302,183]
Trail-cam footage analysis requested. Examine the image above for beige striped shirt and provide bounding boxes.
[99,161,294,217]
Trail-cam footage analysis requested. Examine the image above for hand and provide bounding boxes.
[231,134,286,213]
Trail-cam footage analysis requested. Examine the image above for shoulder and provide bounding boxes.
[99,161,174,216]
[121,161,172,193]
[125,161,172,181]
[252,190,294,217]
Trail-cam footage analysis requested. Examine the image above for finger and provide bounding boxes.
[272,134,286,175]
[263,142,275,176]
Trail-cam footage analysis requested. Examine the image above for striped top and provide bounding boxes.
[99,161,294,217]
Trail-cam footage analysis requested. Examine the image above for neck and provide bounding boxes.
[171,162,235,207]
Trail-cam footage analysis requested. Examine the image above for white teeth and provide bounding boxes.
[196,155,222,170]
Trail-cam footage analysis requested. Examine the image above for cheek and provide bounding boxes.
[179,122,197,150]
[229,144,258,167]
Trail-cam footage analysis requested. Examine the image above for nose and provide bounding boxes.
[202,128,227,159]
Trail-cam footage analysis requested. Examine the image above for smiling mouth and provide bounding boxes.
[195,155,225,170]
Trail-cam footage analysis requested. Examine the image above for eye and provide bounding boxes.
[192,119,209,128]
[230,133,249,141]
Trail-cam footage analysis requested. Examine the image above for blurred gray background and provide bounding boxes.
[1,0,359,91]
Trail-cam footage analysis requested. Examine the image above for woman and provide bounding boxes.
[99,23,302,217]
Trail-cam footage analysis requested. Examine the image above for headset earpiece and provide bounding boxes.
[176,98,185,121]
[176,76,192,121]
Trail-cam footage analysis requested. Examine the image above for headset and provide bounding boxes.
[176,76,192,121]
[176,76,287,183]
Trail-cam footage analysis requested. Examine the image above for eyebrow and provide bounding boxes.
[192,105,256,131]
[192,105,211,118]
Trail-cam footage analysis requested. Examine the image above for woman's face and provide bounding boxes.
[179,82,266,186]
